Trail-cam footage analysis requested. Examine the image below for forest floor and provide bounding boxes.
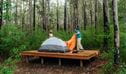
[14,58,107,74]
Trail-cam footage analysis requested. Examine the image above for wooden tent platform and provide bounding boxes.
[21,50,99,67]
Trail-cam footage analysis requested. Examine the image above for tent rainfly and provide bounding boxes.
[38,37,69,53]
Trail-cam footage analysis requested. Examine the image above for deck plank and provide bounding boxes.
[21,50,99,60]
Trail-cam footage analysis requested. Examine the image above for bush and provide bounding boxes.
[26,29,47,50]
[0,24,26,57]
[0,25,49,57]
[0,58,17,74]
[120,32,126,63]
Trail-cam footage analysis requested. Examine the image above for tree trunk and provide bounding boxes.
[57,0,59,31]
[21,0,25,31]
[45,0,50,32]
[95,0,98,30]
[64,0,67,31]
[83,1,87,30]
[33,0,36,31]
[103,0,110,51]
[29,0,32,31]
[42,0,46,31]
[90,9,93,26]
[15,0,18,25]
[73,0,79,29]
[112,0,120,65]
[0,0,3,29]
[47,0,50,31]
[6,0,10,24]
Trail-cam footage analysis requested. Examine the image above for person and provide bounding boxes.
[75,26,84,51]
[49,30,53,37]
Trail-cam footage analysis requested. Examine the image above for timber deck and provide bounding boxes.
[21,50,100,67]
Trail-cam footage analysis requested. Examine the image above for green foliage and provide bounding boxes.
[120,32,126,63]
[0,66,15,74]
[0,58,17,74]
[0,25,49,57]
[26,29,47,50]
[54,31,73,41]
[117,64,126,74]
[2,0,13,21]
[100,50,114,60]
[102,60,114,74]
[0,24,26,56]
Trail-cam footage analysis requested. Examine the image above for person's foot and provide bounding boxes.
[80,48,84,50]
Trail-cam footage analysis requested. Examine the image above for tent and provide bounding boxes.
[38,37,69,53]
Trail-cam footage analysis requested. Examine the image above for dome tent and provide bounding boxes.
[38,37,69,53]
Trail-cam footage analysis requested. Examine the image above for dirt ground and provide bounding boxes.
[14,58,107,74]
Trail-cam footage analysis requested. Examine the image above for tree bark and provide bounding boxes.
[33,0,36,31]
[29,0,32,31]
[73,0,79,29]
[83,1,87,30]
[112,0,120,65]
[95,0,98,30]
[90,9,93,26]
[15,0,18,25]
[0,0,3,29]
[64,0,67,31]
[42,0,46,31]
[103,0,110,51]
[57,0,59,31]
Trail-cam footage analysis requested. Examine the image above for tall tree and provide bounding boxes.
[47,0,50,31]
[56,0,59,31]
[0,0,3,29]
[103,0,110,51]
[45,0,50,31]
[42,0,46,31]
[14,0,18,25]
[112,0,120,65]
[6,0,9,24]
[64,0,67,31]
[73,0,79,28]
[29,0,33,30]
[95,0,98,30]
[83,1,87,30]
[90,0,93,26]
[33,0,36,31]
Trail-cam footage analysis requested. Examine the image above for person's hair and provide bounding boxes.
[76,25,80,30]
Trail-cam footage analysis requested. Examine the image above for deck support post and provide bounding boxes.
[58,58,61,66]
[80,60,83,67]
[25,57,29,63]
[41,58,44,64]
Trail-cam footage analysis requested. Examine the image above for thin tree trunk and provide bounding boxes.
[73,0,79,29]
[21,0,25,31]
[29,0,32,31]
[83,1,87,30]
[103,0,110,51]
[112,0,120,65]
[95,0,98,30]
[0,0,3,29]
[42,0,46,31]
[33,0,36,31]
[47,0,50,31]
[64,0,67,31]
[57,0,59,31]
[90,9,93,26]
[45,0,50,32]
[15,0,18,25]
[6,0,10,24]
[90,0,93,26]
